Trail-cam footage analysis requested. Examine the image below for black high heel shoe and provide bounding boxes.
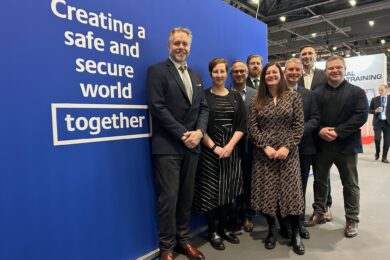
[209,232,225,250]
[219,230,240,244]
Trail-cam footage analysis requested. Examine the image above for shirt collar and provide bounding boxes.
[232,85,247,94]
[304,67,315,76]
[169,57,187,70]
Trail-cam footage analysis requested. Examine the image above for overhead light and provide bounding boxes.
[249,0,260,4]
[346,53,351,57]
[332,46,337,51]
[279,16,286,22]
[292,53,296,57]
[381,39,386,44]
[311,33,317,37]
[388,48,390,52]
[368,20,375,27]
[349,0,357,7]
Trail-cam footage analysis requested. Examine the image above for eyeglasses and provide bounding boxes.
[231,70,247,74]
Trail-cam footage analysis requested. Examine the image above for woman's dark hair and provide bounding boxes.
[208,58,228,76]
[253,62,288,110]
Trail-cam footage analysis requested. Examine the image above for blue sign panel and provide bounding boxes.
[0,0,267,259]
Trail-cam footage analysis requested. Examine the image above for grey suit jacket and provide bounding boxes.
[232,85,257,154]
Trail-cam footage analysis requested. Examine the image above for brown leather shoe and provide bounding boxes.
[176,243,205,260]
[324,206,333,222]
[243,217,254,232]
[304,212,326,227]
[160,251,174,260]
[344,222,358,238]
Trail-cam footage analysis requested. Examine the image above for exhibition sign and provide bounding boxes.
[317,54,387,143]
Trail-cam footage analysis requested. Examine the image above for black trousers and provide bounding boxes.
[154,152,199,252]
[374,120,390,159]
[230,141,254,228]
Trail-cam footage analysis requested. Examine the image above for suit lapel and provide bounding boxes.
[311,70,320,90]
[188,69,198,104]
[166,59,191,104]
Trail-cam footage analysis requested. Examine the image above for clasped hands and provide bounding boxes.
[319,127,338,142]
[182,130,203,149]
[264,146,289,160]
[213,143,234,159]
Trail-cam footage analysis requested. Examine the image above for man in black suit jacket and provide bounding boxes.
[245,54,263,90]
[369,84,390,163]
[298,45,327,91]
[284,58,320,240]
[305,56,368,239]
[147,27,208,260]
[299,45,333,221]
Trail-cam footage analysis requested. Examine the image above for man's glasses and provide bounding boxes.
[231,70,247,74]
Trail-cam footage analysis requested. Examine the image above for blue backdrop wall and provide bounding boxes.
[0,0,267,259]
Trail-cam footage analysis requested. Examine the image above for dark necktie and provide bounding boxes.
[179,65,193,103]
[253,79,259,90]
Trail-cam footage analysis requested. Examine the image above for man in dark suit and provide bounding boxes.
[299,45,333,222]
[298,45,327,91]
[230,60,257,232]
[305,56,368,238]
[284,58,320,240]
[147,27,208,260]
[369,84,390,163]
[246,54,263,90]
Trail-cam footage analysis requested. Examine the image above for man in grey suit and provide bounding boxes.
[369,84,390,163]
[147,27,208,260]
[230,60,257,232]
[299,45,333,223]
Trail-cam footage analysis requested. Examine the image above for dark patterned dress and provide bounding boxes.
[248,91,304,217]
[195,94,243,213]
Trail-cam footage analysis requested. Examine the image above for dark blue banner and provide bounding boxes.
[0,0,267,259]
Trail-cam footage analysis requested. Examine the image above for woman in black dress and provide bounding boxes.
[194,58,246,250]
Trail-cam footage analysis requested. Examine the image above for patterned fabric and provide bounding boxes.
[248,91,304,217]
[195,95,243,213]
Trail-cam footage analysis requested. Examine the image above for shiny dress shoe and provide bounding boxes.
[160,251,174,260]
[279,226,292,239]
[291,228,305,255]
[219,230,240,244]
[324,206,333,222]
[175,243,205,260]
[375,153,379,160]
[344,222,358,238]
[304,212,326,227]
[299,226,310,239]
[382,158,389,164]
[264,225,277,249]
[209,232,225,250]
[243,217,254,232]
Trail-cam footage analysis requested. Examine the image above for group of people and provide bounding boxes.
[147,27,378,260]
